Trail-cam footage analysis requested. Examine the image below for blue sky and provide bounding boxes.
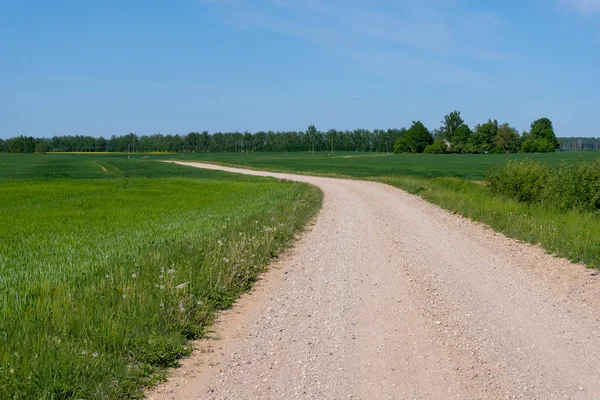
[1,0,600,138]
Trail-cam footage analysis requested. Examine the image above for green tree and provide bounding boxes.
[451,124,472,150]
[525,117,559,151]
[424,139,449,154]
[402,121,433,153]
[439,111,464,141]
[393,138,410,154]
[306,125,317,155]
[470,119,498,153]
[493,123,521,153]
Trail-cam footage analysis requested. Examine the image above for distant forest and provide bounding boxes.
[1,112,596,154]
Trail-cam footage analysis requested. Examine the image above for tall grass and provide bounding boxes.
[0,157,321,398]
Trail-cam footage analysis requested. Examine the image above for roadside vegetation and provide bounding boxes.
[487,159,600,212]
[0,155,321,399]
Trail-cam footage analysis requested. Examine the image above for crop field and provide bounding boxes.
[153,150,600,180]
[0,154,321,398]
[161,151,600,269]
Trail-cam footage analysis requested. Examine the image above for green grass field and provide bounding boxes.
[154,150,600,180]
[0,154,321,399]
[158,150,600,269]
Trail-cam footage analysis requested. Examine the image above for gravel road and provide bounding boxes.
[148,162,600,400]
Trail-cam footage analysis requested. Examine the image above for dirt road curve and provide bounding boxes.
[149,162,600,400]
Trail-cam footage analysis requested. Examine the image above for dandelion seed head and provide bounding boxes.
[105,274,109,279]
[217,240,223,246]
[197,300,204,306]
[223,258,229,263]
[122,294,127,299]
[159,302,164,308]
[167,269,175,274]
[160,285,165,290]
[154,283,159,288]
[159,274,164,279]
[175,282,189,290]
[131,273,137,278]
[92,352,99,358]
[81,350,87,356]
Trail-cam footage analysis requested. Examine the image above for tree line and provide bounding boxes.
[0,112,571,154]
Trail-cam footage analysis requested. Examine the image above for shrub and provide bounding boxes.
[487,159,600,212]
[424,139,449,154]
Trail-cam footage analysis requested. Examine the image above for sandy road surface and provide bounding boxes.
[149,162,600,400]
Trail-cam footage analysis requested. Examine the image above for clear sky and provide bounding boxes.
[2,0,600,139]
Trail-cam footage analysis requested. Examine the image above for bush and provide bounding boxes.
[393,138,410,154]
[424,139,449,154]
[487,159,600,212]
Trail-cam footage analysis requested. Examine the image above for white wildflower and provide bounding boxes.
[92,352,99,358]
[196,300,204,306]
[175,282,189,290]
[81,350,87,356]
[122,294,126,299]
[178,302,185,312]
[167,269,175,274]
[131,273,137,278]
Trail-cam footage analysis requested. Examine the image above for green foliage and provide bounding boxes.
[307,124,317,154]
[469,119,498,153]
[397,121,433,153]
[393,137,410,154]
[488,159,600,211]
[451,124,472,145]
[438,111,464,141]
[529,117,560,149]
[0,155,322,398]
[493,123,521,153]
[487,160,551,203]
[520,118,559,153]
[424,139,449,154]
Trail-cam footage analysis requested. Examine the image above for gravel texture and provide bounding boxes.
[148,162,600,400]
